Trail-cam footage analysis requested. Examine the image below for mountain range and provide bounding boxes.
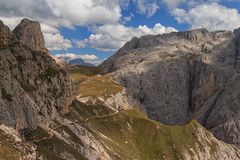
[55,55,94,67]
[1,18,240,160]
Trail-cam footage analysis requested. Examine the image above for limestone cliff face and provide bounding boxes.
[0,19,74,133]
[101,28,240,145]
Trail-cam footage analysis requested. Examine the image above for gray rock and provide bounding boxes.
[101,28,240,145]
[0,19,74,133]
[12,18,46,52]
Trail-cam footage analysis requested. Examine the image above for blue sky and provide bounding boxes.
[53,0,188,60]
[1,0,240,65]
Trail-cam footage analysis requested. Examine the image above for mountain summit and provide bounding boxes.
[0,18,74,133]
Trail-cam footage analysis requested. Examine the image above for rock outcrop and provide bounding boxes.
[101,28,240,145]
[0,19,74,134]
[0,124,37,160]
[12,18,46,52]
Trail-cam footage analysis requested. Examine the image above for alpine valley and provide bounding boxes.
[1,18,240,160]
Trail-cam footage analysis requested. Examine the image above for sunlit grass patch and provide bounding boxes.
[78,74,123,98]
[67,65,123,98]
[85,109,219,160]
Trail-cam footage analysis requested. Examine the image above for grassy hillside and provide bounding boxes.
[25,125,87,160]
[25,97,210,160]
[67,65,103,86]
[78,74,123,97]
[22,66,235,160]
[67,102,218,160]
[67,66,123,98]
[0,130,22,160]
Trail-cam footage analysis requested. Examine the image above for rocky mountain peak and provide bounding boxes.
[0,18,74,133]
[132,28,211,48]
[0,20,11,48]
[101,28,235,72]
[12,18,46,52]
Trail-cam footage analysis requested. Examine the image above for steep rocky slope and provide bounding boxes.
[101,28,240,145]
[0,18,74,134]
[43,99,240,160]
[32,64,240,160]
[0,124,37,160]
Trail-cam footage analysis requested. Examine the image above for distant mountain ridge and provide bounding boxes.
[55,55,94,66]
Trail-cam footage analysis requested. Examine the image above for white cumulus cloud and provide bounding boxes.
[134,0,159,17]
[75,23,177,51]
[0,0,124,51]
[0,0,121,28]
[162,0,220,9]
[44,33,72,51]
[40,23,72,51]
[162,0,186,9]
[172,2,240,31]
[46,0,121,27]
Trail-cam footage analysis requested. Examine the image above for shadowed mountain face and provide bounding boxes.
[101,28,240,145]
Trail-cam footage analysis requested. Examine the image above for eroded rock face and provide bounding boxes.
[101,28,240,145]
[12,18,46,52]
[0,19,74,133]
